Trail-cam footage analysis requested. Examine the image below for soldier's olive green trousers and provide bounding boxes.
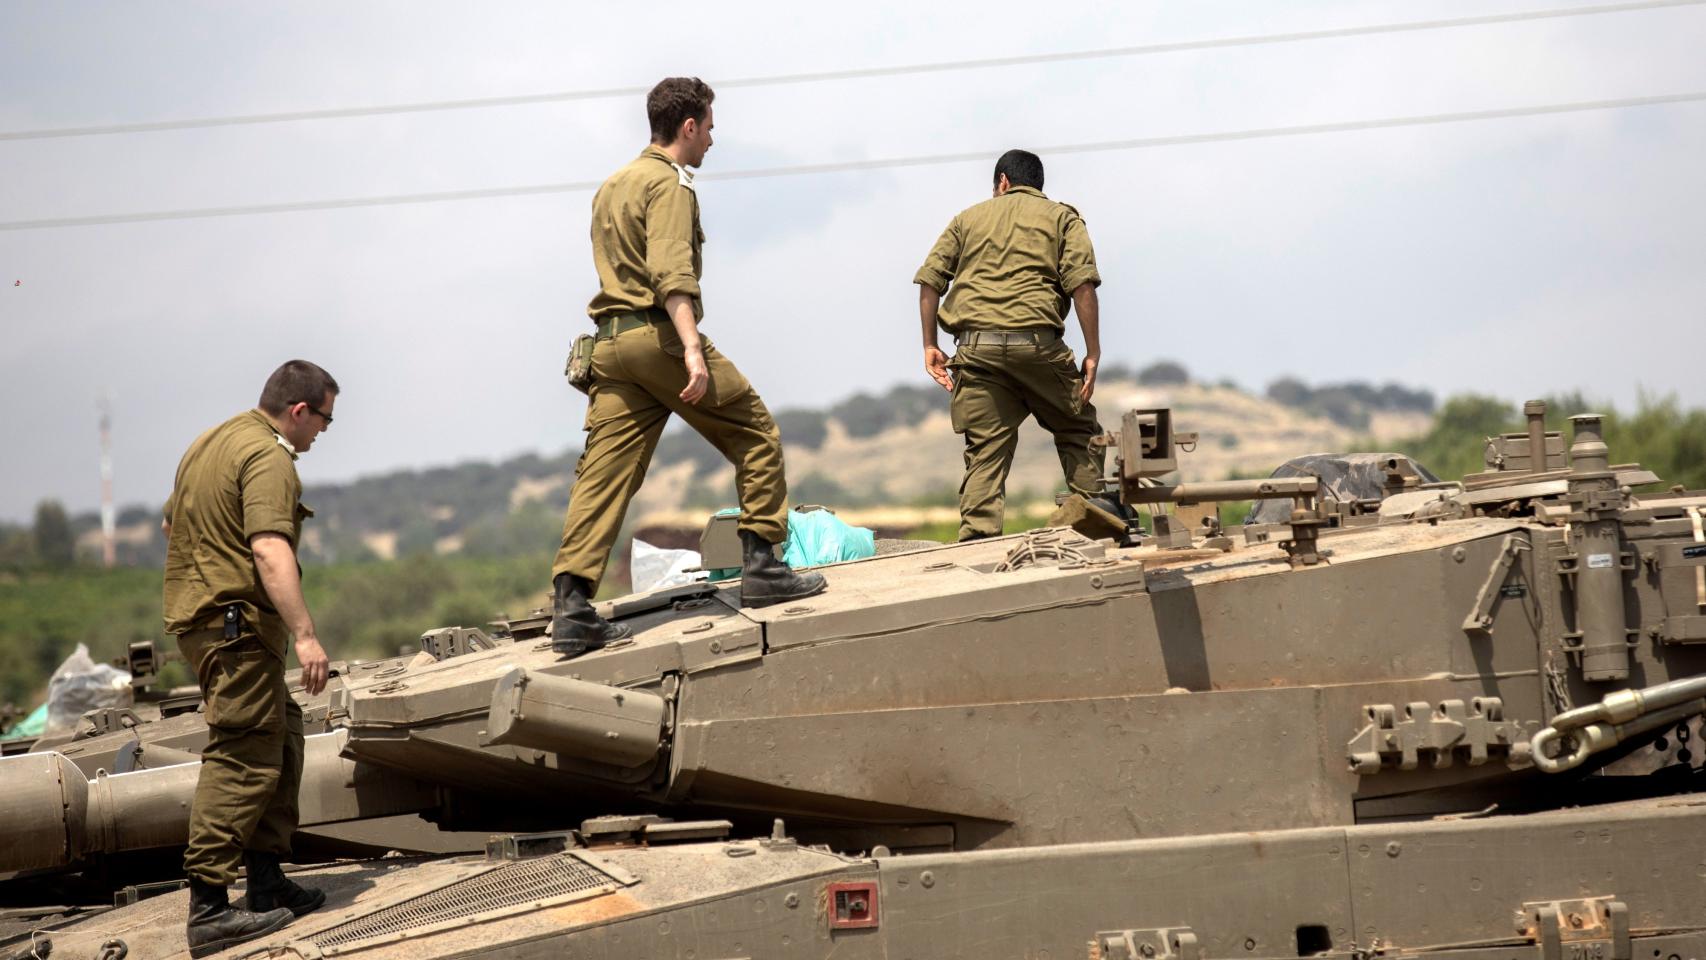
[177,626,304,886]
[950,340,1105,541]
[554,321,789,591]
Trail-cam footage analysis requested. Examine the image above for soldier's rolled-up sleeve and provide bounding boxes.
[913,219,962,292]
[240,450,300,545]
[645,182,701,301]
[1059,216,1101,292]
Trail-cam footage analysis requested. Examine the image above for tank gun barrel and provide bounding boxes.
[0,729,439,875]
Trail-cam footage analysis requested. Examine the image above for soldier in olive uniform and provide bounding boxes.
[162,360,337,957]
[915,149,1106,541]
[550,77,825,654]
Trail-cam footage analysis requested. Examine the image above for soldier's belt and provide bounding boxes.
[595,307,670,340]
[956,328,1060,347]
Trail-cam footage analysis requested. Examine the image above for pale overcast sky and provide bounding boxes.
[2,0,1703,521]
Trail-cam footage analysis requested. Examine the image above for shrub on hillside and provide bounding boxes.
[1137,360,1190,386]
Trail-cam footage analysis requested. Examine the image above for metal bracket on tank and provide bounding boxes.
[1461,534,1531,637]
[1095,927,1199,960]
[419,626,505,661]
[1518,898,1629,960]
[1347,698,1531,773]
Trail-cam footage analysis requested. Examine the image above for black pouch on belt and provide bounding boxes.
[222,604,241,640]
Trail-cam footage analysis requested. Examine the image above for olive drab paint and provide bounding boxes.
[11,402,1706,960]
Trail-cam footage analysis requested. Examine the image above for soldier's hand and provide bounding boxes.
[924,346,953,392]
[295,635,330,696]
[679,349,710,404]
[1079,354,1099,403]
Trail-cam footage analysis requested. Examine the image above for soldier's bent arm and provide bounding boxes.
[251,533,330,695]
[918,283,943,347]
[1058,215,1100,295]
[665,292,709,404]
[918,285,952,392]
[1072,283,1101,403]
[644,181,702,305]
[913,219,961,295]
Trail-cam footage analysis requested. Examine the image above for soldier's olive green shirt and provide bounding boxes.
[913,185,1101,334]
[162,410,309,655]
[586,145,705,323]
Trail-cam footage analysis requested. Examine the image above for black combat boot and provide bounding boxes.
[1088,495,1137,524]
[186,875,293,959]
[243,850,326,918]
[738,530,827,608]
[550,573,630,657]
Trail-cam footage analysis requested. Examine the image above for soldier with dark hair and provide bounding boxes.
[162,359,337,956]
[549,77,825,656]
[915,149,1107,541]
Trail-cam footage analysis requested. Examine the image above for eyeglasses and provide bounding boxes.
[304,403,334,427]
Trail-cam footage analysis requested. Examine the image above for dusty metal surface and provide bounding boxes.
[10,402,1706,959]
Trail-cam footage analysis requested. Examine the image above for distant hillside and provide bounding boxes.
[3,363,1434,570]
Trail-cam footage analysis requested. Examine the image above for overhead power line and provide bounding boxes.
[1,0,1700,142]
[4,89,1702,233]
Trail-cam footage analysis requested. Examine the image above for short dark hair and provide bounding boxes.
[258,360,339,416]
[994,149,1045,190]
[647,77,715,144]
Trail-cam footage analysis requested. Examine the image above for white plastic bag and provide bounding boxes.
[630,539,707,593]
[44,643,132,735]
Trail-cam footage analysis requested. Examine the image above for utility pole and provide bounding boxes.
[98,395,116,568]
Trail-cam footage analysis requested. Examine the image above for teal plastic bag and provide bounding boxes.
[785,508,875,568]
[707,507,875,580]
[2,702,47,740]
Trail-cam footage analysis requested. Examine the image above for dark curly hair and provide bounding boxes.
[647,77,715,144]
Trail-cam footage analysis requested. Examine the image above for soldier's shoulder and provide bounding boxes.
[225,413,298,467]
[176,413,278,485]
[628,153,689,191]
[1052,198,1086,221]
[205,411,268,448]
[958,195,1002,222]
[602,154,676,196]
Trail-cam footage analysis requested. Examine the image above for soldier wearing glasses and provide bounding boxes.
[161,359,337,956]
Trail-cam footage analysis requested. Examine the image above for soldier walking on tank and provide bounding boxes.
[162,360,337,957]
[550,77,825,655]
[915,150,1107,541]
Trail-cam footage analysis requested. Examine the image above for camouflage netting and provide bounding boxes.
[1244,453,1440,525]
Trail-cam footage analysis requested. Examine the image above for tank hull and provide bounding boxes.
[19,794,1706,960]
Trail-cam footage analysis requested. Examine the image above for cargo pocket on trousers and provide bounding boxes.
[1047,346,1087,416]
[205,642,283,732]
[948,361,971,434]
[657,323,695,358]
[701,342,753,407]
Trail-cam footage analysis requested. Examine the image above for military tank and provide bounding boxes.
[7,400,1706,960]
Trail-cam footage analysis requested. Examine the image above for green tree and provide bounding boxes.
[32,500,75,568]
[1400,394,1515,481]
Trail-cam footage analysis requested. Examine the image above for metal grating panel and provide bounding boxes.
[313,855,615,949]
